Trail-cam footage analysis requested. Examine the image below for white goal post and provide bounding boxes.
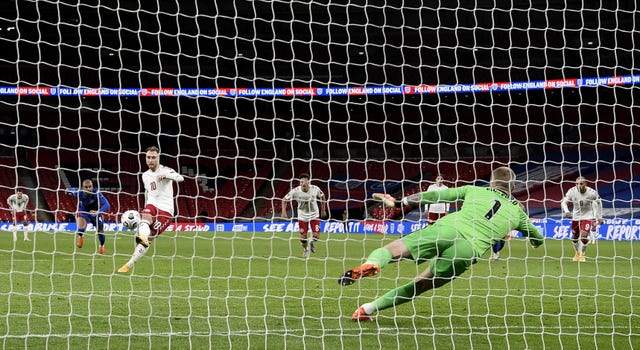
[0,1,638,349]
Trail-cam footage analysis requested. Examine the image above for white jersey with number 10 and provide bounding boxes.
[142,165,184,215]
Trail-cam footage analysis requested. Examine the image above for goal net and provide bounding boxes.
[1,0,638,348]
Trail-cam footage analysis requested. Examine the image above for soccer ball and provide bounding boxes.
[121,210,141,230]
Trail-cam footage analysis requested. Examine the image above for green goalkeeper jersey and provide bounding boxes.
[418,185,544,256]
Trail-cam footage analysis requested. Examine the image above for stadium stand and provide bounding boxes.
[516,148,639,219]
[14,110,637,222]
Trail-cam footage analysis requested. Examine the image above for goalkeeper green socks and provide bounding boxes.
[370,281,418,312]
[362,248,414,313]
[365,247,393,269]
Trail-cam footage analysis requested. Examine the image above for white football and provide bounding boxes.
[121,210,141,230]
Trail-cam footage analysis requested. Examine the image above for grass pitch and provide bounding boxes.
[1,230,639,349]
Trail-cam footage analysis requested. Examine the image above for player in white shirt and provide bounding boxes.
[118,146,185,273]
[281,173,327,257]
[7,190,31,242]
[560,176,604,262]
[424,175,450,224]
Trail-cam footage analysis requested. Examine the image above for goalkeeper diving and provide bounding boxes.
[339,166,545,321]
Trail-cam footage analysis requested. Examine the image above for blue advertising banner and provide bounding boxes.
[2,219,639,241]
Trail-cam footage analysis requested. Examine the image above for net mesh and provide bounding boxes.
[0,0,638,348]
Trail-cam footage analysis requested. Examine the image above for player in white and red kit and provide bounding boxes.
[561,176,603,262]
[7,190,31,242]
[281,173,327,257]
[424,175,450,224]
[118,146,184,273]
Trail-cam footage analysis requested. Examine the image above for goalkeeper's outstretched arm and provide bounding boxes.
[517,211,545,248]
[373,192,437,208]
[373,188,463,208]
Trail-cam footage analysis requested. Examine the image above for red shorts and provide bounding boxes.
[141,204,174,236]
[571,220,596,238]
[299,219,321,236]
[13,211,27,223]
[427,212,447,225]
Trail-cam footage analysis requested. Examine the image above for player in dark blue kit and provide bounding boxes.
[66,179,111,254]
[490,238,507,260]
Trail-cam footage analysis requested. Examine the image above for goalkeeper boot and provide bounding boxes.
[99,246,105,254]
[578,254,586,262]
[372,193,396,208]
[117,264,130,273]
[135,235,150,248]
[303,248,310,258]
[572,252,580,262]
[338,263,380,286]
[351,306,372,322]
[77,236,84,248]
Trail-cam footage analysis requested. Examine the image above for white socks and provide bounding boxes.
[11,227,28,241]
[138,221,151,240]
[574,239,589,254]
[125,244,149,268]
[123,221,152,268]
[361,303,375,315]
[573,240,582,254]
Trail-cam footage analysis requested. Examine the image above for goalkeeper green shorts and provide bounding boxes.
[401,226,477,278]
